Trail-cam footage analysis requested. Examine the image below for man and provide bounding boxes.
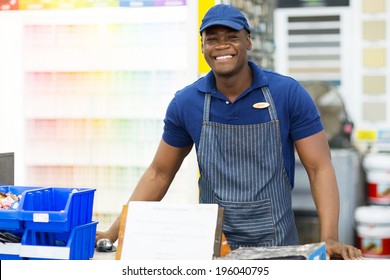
[97,4,362,259]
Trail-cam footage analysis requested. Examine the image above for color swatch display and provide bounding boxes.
[119,0,186,7]
[2,0,187,10]
[23,23,188,72]
[24,71,187,118]
[359,0,388,125]
[21,7,198,230]
[275,11,344,83]
[25,118,163,164]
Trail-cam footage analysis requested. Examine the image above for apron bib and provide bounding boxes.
[197,86,299,249]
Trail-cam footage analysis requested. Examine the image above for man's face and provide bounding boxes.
[201,26,251,77]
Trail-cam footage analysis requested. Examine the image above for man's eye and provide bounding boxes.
[206,37,217,42]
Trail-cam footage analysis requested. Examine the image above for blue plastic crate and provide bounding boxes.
[20,221,98,260]
[0,185,44,231]
[19,187,95,232]
[0,253,24,260]
[0,242,23,260]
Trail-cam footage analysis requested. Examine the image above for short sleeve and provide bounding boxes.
[289,83,324,141]
[162,96,194,147]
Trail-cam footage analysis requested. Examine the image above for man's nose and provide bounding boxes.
[215,39,231,48]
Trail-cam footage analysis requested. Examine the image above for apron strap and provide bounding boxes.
[203,93,211,122]
[261,86,277,121]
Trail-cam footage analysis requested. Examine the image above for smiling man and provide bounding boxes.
[201,24,252,102]
[96,4,362,260]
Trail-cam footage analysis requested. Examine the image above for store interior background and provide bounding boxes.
[0,0,389,248]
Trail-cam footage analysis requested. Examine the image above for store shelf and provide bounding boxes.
[222,0,276,70]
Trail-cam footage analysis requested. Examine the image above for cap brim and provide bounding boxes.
[200,20,244,34]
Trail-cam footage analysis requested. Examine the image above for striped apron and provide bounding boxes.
[197,86,299,249]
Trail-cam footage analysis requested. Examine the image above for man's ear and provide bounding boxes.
[247,34,252,50]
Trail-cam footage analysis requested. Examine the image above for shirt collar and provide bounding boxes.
[196,61,269,94]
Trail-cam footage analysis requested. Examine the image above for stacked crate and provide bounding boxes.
[0,185,96,260]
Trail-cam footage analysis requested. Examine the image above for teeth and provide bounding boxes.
[216,55,233,60]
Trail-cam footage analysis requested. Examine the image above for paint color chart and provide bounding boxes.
[24,71,187,118]
[0,0,187,10]
[275,10,346,83]
[19,6,199,230]
[25,118,163,166]
[359,0,388,124]
[23,22,189,72]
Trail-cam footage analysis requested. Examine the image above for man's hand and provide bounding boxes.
[325,239,363,260]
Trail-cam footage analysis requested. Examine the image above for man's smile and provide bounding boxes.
[215,55,234,60]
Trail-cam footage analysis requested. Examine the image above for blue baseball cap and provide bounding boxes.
[199,4,251,35]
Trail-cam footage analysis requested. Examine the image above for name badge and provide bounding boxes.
[253,102,270,109]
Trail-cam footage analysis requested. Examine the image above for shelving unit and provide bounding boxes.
[0,4,200,230]
[274,6,353,98]
[221,0,276,70]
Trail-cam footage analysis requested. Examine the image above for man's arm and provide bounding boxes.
[295,131,362,259]
[96,139,193,243]
[295,130,339,242]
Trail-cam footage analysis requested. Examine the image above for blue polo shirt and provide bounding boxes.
[162,61,323,188]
